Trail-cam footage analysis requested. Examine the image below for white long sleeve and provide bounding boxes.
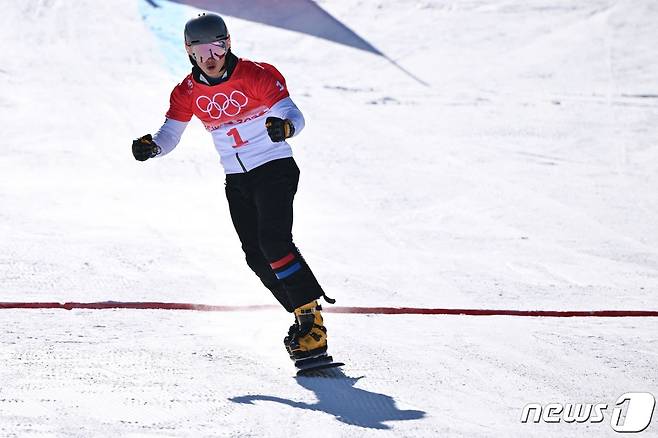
[270,97,305,137]
[152,118,188,157]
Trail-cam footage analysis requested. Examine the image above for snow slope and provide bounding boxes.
[0,0,657,436]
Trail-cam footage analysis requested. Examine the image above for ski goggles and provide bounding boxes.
[187,38,229,63]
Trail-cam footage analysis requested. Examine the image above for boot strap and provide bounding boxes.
[297,304,322,316]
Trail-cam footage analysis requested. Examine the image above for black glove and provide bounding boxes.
[132,134,161,161]
[265,117,295,142]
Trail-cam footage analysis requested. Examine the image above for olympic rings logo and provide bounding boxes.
[196,91,248,119]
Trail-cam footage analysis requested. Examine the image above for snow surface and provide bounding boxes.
[1,0,657,436]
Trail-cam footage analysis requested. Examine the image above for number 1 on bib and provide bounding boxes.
[227,127,248,148]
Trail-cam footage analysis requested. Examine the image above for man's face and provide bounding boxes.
[186,39,230,79]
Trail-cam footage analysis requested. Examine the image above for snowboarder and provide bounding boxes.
[132,13,337,371]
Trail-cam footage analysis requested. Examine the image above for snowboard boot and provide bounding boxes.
[283,318,299,359]
[284,300,327,361]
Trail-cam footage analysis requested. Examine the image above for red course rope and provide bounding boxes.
[0,302,657,317]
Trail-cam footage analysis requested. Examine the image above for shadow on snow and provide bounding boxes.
[230,369,426,429]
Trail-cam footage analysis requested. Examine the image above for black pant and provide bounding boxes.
[225,158,324,312]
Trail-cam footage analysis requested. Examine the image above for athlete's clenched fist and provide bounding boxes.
[265,117,295,142]
[132,134,161,161]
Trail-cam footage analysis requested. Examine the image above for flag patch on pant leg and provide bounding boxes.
[270,252,295,269]
[275,262,301,279]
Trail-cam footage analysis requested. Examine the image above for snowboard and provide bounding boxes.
[295,355,344,376]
